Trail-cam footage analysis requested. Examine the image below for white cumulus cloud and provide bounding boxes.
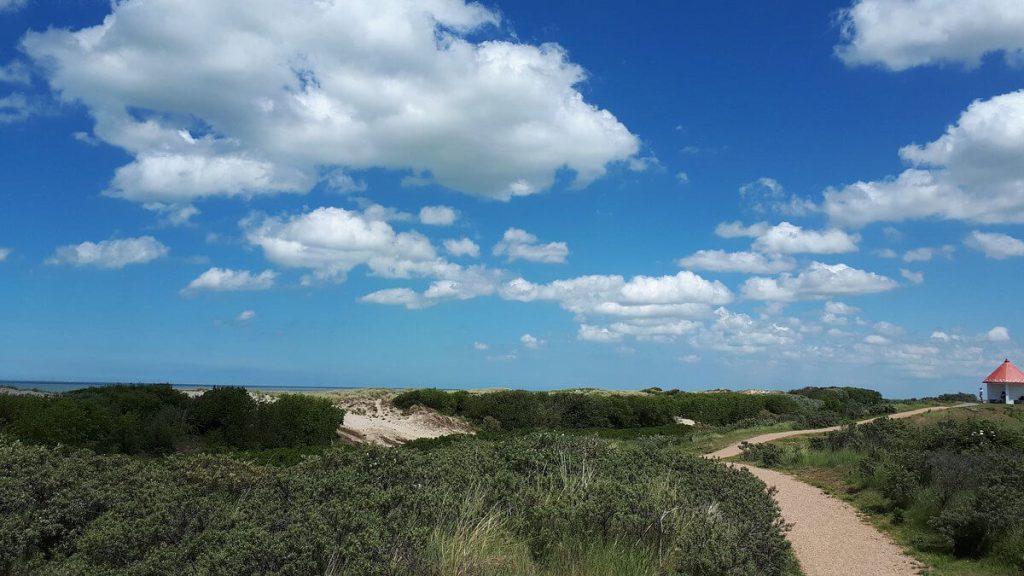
[714,221,769,239]
[0,247,10,262]
[520,333,544,349]
[238,310,256,321]
[739,177,817,217]
[419,206,458,226]
[47,236,169,269]
[965,230,1024,259]
[24,0,638,211]
[493,228,568,264]
[751,222,860,255]
[900,269,925,284]
[182,268,276,294]
[742,261,898,301]
[825,91,1024,226]
[0,0,27,13]
[836,0,1024,71]
[988,326,1011,342]
[501,271,730,343]
[677,250,796,274]
[244,206,440,283]
[444,238,480,258]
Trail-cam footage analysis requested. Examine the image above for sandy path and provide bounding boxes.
[705,404,972,576]
[707,404,969,459]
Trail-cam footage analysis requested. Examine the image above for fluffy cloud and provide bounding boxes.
[742,261,898,301]
[836,0,1024,71]
[182,268,277,294]
[965,231,1024,259]
[676,250,795,274]
[751,222,860,255]
[900,269,924,284]
[359,288,426,309]
[0,93,33,124]
[244,206,439,283]
[501,271,731,310]
[501,271,730,343]
[739,177,817,217]
[0,61,31,85]
[443,237,480,258]
[237,310,256,321]
[493,228,568,264]
[578,324,623,343]
[714,221,769,239]
[472,341,489,351]
[0,0,27,13]
[24,0,638,214]
[903,245,954,262]
[245,204,501,305]
[689,307,799,354]
[0,248,9,262]
[419,206,457,226]
[47,236,168,269]
[825,91,1024,226]
[520,334,544,349]
[988,326,1011,342]
[822,300,860,324]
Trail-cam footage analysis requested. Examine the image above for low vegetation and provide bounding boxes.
[0,383,960,575]
[392,386,904,432]
[739,405,1024,575]
[0,433,793,575]
[0,384,344,455]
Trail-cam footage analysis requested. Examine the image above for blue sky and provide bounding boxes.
[1,0,1022,396]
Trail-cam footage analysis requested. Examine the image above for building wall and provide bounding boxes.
[986,383,1024,404]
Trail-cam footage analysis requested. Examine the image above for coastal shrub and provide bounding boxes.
[788,414,1024,566]
[0,433,792,576]
[392,388,815,430]
[0,385,344,455]
[739,441,786,467]
[0,385,191,454]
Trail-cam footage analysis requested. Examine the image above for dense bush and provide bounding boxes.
[790,414,1024,567]
[739,441,786,467]
[0,385,344,455]
[0,433,792,575]
[393,388,809,430]
[934,392,977,403]
[786,386,900,427]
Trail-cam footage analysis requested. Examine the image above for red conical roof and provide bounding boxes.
[984,360,1024,384]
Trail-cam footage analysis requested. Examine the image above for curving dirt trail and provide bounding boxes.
[705,404,972,576]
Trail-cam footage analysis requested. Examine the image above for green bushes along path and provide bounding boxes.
[0,433,791,576]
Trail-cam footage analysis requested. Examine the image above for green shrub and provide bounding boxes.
[0,433,792,576]
[392,387,836,431]
[0,385,344,456]
[794,413,1024,569]
[739,441,785,467]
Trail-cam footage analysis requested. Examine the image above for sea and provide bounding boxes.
[0,380,362,394]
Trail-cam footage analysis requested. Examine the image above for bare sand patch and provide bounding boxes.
[316,389,473,446]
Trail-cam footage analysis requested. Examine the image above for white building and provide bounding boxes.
[984,359,1024,404]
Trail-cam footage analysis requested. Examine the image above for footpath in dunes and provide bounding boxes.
[706,404,970,576]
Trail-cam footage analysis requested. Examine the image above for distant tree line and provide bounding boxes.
[391,386,897,431]
[0,384,344,455]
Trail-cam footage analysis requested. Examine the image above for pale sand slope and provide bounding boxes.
[706,404,971,576]
[323,391,472,446]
